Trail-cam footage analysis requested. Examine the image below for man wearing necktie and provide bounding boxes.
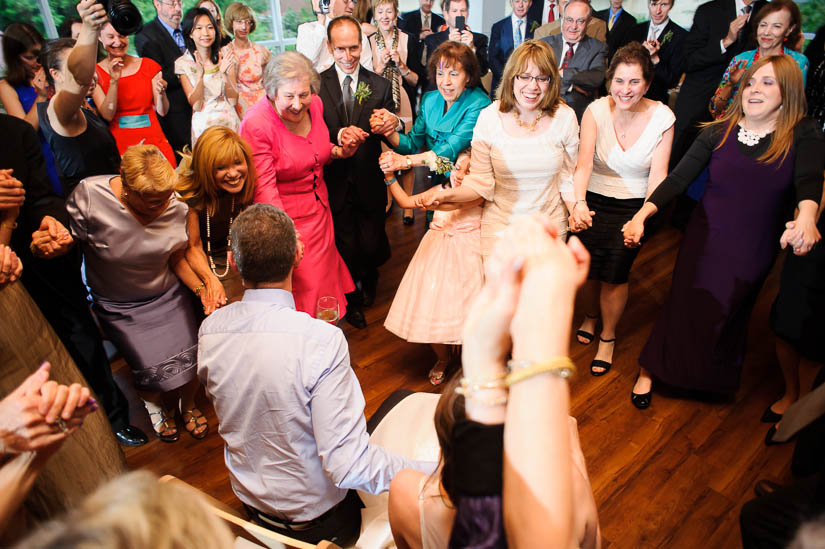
[594,0,636,59]
[621,0,687,104]
[533,0,607,43]
[135,0,192,161]
[489,0,540,98]
[318,16,398,329]
[399,0,445,41]
[668,0,764,169]
[539,0,606,121]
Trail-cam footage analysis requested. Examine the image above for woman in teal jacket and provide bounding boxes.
[379,41,491,222]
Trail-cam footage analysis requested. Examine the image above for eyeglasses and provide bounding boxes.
[158,0,183,7]
[515,74,551,84]
[234,19,253,27]
[563,16,587,25]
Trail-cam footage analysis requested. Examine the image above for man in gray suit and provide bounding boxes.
[539,0,606,120]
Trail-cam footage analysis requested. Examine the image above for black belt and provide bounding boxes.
[244,498,346,532]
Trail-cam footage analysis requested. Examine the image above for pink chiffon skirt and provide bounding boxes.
[384,208,483,344]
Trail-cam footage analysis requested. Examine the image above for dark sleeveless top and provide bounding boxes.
[197,192,244,262]
[37,102,121,196]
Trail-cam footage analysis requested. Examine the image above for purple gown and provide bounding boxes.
[640,129,804,394]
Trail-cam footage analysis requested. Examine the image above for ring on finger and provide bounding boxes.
[55,417,69,434]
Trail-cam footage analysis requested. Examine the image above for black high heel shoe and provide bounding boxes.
[590,337,615,376]
[631,375,652,409]
[576,314,598,345]
[760,403,783,423]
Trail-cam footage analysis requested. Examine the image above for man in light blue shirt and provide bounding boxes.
[198,204,433,545]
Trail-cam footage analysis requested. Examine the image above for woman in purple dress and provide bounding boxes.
[622,55,824,408]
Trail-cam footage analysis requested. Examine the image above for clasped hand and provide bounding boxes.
[567,202,594,233]
[30,216,74,258]
[780,218,820,256]
[0,362,96,456]
[0,170,25,210]
[369,108,398,136]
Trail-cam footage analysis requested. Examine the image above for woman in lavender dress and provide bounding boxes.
[622,55,824,408]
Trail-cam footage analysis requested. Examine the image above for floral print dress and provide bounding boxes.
[174,51,240,143]
[221,42,270,118]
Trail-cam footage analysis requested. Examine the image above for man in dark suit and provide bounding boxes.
[135,0,192,160]
[0,114,147,447]
[399,0,445,41]
[422,0,489,91]
[540,0,606,121]
[622,0,687,104]
[670,0,764,167]
[528,0,562,26]
[319,16,397,329]
[489,0,540,97]
[594,0,636,59]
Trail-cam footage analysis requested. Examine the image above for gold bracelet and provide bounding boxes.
[193,283,205,296]
[0,221,18,230]
[462,392,508,406]
[505,358,576,386]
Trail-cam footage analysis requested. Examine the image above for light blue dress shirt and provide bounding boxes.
[197,288,434,522]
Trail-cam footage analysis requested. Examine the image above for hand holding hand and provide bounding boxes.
[622,215,645,247]
[341,125,368,147]
[369,109,398,136]
[569,201,594,232]
[379,150,408,173]
[412,186,442,209]
[0,171,25,210]
[0,244,22,289]
[201,277,227,315]
[30,216,74,258]
[341,140,359,158]
[780,219,821,256]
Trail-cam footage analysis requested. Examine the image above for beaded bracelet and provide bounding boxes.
[505,357,576,386]
[384,176,398,187]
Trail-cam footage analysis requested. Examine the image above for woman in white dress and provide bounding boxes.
[568,43,674,379]
[176,7,240,144]
[415,40,579,259]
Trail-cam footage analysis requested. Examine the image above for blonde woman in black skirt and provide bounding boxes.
[567,43,674,376]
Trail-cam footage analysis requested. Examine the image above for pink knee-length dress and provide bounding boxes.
[240,95,354,317]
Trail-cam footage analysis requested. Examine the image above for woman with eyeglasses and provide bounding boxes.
[412,40,579,259]
[567,42,674,379]
[221,2,270,117]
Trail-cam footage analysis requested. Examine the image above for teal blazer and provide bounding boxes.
[396,86,491,162]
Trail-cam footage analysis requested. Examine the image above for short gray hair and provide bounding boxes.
[563,0,592,18]
[230,204,297,284]
[263,51,321,99]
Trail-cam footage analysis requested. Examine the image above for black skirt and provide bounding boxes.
[576,191,644,284]
[770,216,825,362]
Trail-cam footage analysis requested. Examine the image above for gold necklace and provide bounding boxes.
[205,195,235,279]
[513,109,545,132]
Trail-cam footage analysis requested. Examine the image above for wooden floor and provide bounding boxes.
[120,207,806,549]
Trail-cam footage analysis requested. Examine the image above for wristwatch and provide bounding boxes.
[405,157,412,169]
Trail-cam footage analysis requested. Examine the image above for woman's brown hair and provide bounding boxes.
[751,0,802,53]
[2,23,44,88]
[176,126,257,215]
[433,372,466,505]
[497,40,562,116]
[704,54,807,166]
[426,41,482,90]
[605,41,655,88]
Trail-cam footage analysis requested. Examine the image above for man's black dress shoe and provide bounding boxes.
[760,404,783,423]
[115,425,149,446]
[345,307,367,329]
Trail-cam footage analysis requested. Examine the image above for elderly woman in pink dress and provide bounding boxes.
[239,51,357,317]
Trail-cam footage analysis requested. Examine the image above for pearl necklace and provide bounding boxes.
[737,121,772,147]
[206,195,235,279]
[513,109,545,132]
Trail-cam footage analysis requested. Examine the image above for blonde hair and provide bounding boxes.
[177,126,257,215]
[120,145,176,194]
[370,0,398,12]
[497,40,562,117]
[224,2,257,35]
[703,54,807,165]
[16,471,235,549]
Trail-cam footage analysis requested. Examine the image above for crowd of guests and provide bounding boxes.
[1,0,825,546]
